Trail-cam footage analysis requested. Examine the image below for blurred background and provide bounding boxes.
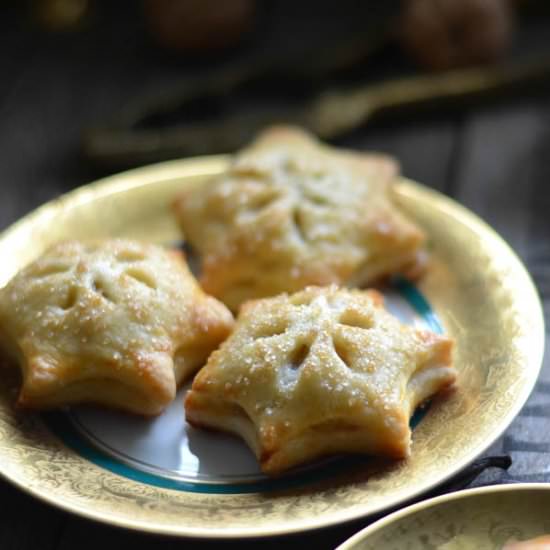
[2,0,550,231]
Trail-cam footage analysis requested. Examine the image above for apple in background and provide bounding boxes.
[144,0,256,54]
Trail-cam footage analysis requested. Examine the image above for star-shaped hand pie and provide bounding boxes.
[185,286,455,475]
[174,126,426,311]
[0,239,234,415]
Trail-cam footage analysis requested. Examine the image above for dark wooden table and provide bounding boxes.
[1,5,549,550]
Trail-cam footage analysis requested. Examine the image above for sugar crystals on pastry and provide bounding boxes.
[174,126,426,311]
[0,239,234,415]
[185,286,455,475]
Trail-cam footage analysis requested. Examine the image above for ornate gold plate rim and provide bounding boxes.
[337,483,550,549]
[0,157,544,539]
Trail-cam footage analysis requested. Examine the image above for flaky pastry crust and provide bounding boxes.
[185,286,455,475]
[0,239,234,415]
[174,126,426,311]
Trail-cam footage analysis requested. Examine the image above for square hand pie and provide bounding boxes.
[0,239,234,415]
[174,126,426,311]
[185,286,455,475]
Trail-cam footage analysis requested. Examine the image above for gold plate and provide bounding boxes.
[0,157,544,538]
[338,483,550,549]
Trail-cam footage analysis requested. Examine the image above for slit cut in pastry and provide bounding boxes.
[173,126,427,311]
[185,285,455,475]
[0,239,234,415]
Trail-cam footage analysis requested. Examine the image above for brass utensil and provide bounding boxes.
[84,55,550,168]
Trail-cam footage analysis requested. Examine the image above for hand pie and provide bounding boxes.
[173,126,426,311]
[185,286,455,475]
[0,239,234,415]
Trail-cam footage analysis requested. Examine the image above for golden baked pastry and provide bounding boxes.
[185,285,455,475]
[174,126,426,311]
[0,239,234,415]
